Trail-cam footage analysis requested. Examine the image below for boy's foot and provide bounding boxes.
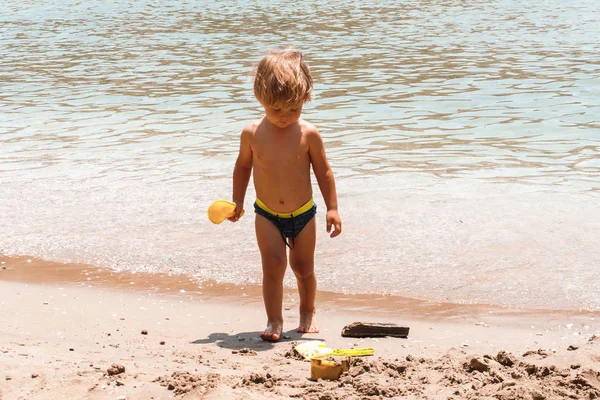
[260,321,283,342]
[297,309,319,333]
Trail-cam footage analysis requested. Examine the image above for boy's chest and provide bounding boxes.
[253,137,309,166]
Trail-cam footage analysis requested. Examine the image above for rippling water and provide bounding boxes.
[1,0,599,310]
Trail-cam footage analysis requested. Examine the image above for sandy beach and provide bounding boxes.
[1,255,599,399]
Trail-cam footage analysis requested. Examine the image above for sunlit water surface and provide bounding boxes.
[1,0,599,310]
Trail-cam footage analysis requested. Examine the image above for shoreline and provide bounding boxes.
[2,254,598,319]
[1,255,600,399]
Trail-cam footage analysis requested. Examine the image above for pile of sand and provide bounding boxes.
[152,335,600,399]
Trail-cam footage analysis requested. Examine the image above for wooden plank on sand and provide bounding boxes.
[341,322,410,338]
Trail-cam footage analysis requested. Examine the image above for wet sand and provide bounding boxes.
[1,255,599,399]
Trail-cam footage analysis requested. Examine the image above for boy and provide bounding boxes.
[229,49,342,342]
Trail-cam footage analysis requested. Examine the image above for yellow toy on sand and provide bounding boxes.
[294,342,374,381]
[294,342,374,360]
[207,200,244,224]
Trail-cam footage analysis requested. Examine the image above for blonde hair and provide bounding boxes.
[253,49,313,108]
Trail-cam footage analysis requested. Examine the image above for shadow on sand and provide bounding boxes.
[191,329,325,352]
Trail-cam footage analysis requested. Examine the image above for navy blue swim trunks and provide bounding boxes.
[254,198,317,249]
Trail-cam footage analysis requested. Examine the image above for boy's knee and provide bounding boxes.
[290,261,314,279]
[262,254,286,272]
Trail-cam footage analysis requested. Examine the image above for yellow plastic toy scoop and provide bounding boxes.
[207,200,244,224]
[295,342,374,360]
[331,348,374,357]
[295,342,333,360]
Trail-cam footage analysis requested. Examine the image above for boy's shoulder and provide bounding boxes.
[242,118,263,135]
[298,119,320,137]
[299,119,323,146]
[244,118,263,132]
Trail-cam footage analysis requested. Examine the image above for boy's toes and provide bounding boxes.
[260,331,281,342]
[260,323,282,342]
[297,325,319,333]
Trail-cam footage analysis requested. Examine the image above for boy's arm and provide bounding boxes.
[308,127,342,238]
[229,126,253,222]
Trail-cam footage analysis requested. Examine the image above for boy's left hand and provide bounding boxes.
[326,210,342,238]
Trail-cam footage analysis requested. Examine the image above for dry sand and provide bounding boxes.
[1,256,599,399]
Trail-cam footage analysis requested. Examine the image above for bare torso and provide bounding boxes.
[250,117,313,213]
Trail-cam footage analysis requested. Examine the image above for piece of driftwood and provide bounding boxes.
[341,322,409,338]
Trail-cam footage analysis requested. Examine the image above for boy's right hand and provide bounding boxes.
[228,200,244,222]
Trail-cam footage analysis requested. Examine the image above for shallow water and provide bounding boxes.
[1,0,599,310]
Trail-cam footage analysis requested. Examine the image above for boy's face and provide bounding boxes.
[263,103,303,129]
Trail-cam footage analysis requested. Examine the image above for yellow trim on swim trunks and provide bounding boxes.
[255,198,314,219]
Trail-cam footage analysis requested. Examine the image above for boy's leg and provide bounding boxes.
[289,217,318,333]
[255,214,287,341]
